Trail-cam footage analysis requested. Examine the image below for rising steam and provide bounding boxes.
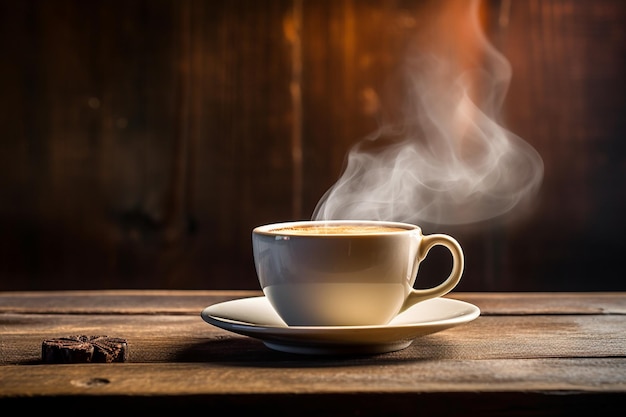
[312,0,543,226]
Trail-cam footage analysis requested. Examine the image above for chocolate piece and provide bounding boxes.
[90,336,128,363]
[42,335,128,364]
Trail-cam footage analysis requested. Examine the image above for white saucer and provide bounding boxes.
[201,296,480,355]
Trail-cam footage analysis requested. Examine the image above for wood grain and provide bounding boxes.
[1,290,625,415]
[1,358,625,395]
[1,314,625,365]
[0,0,625,293]
[1,290,624,315]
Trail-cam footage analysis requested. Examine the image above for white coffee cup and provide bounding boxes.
[252,220,464,327]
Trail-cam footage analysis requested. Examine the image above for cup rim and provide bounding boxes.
[253,220,422,236]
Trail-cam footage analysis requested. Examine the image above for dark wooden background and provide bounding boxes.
[0,0,624,291]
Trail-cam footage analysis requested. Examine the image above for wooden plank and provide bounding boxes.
[0,0,295,291]
[1,291,624,315]
[185,0,295,289]
[481,0,626,293]
[447,292,626,315]
[0,289,260,314]
[1,290,625,414]
[1,0,625,296]
[0,0,183,290]
[299,0,391,214]
[1,314,625,365]
[1,358,625,396]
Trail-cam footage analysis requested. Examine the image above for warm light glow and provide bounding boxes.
[313,0,543,226]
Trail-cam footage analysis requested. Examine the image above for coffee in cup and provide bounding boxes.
[252,220,464,327]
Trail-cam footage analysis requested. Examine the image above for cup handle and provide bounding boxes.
[399,233,464,313]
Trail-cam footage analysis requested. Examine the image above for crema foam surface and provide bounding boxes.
[270,225,408,235]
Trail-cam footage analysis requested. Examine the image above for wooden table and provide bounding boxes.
[1,290,625,416]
